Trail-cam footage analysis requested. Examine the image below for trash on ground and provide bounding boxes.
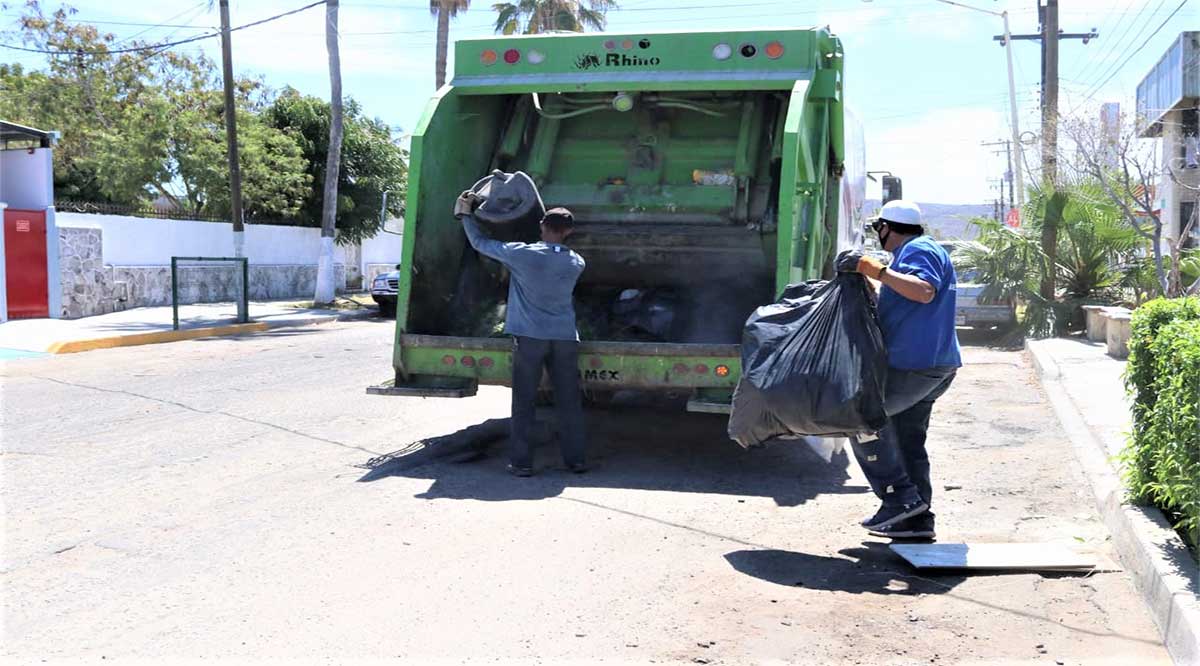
[889,543,1121,572]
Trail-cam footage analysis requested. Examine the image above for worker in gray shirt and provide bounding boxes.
[455,193,588,476]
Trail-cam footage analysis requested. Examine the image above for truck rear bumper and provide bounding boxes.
[395,334,741,390]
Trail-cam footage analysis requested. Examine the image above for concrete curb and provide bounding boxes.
[1026,340,1200,666]
[45,311,366,355]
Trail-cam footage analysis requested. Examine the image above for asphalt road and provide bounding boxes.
[1,319,1170,664]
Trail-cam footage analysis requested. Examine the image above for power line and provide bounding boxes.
[0,1,323,56]
[113,1,211,46]
[1077,0,1166,92]
[1081,0,1190,102]
[1070,0,1138,83]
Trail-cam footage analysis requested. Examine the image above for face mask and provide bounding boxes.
[876,223,892,249]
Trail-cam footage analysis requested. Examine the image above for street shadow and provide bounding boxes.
[725,541,968,595]
[356,405,864,507]
[192,327,328,342]
[956,325,1024,350]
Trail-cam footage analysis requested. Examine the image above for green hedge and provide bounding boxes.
[1122,297,1200,543]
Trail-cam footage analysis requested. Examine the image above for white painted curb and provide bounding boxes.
[1026,340,1200,666]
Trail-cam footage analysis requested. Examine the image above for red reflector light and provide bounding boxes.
[694,363,709,375]
[765,41,785,59]
[621,39,633,50]
[673,363,690,374]
[480,49,498,65]
[715,365,730,377]
[479,357,494,368]
[503,49,520,64]
[461,355,476,367]
[442,355,456,366]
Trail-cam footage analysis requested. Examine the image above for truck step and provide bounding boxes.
[366,378,478,398]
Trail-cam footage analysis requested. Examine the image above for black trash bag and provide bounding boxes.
[612,288,679,341]
[728,274,887,448]
[469,170,546,227]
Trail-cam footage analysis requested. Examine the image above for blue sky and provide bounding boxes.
[3,0,1197,203]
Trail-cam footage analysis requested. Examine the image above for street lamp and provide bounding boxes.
[934,0,1026,216]
[863,0,1025,216]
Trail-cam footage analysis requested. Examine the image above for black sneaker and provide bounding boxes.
[861,500,929,531]
[868,515,936,540]
[506,464,534,477]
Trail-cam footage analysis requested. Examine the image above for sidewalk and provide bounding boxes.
[1027,336,1200,666]
[0,299,377,355]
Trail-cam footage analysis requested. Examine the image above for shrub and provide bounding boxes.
[1122,297,1200,542]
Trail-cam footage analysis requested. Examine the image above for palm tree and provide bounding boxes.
[314,0,343,305]
[431,0,470,89]
[492,0,617,35]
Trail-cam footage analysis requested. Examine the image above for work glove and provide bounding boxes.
[453,190,483,219]
[835,249,886,280]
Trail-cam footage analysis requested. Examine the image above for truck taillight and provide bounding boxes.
[461,355,476,367]
[503,49,521,64]
[442,355,456,366]
[527,49,545,64]
[479,357,494,369]
[480,49,497,65]
[715,365,730,377]
[712,43,732,60]
[765,41,785,59]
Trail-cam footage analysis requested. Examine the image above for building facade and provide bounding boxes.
[1136,31,1200,253]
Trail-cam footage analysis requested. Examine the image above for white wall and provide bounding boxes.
[361,225,403,270]
[55,212,348,266]
[0,147,54,210]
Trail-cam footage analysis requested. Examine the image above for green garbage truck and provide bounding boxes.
[370,27,871,412]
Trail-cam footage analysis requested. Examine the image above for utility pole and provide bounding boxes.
[993,1,1096,300]
[937,1,1027,218]
[1040,0,1060,301]
[983,139,1014,221]
[219,0,245,259]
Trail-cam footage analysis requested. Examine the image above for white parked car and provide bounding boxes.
[369,266,400,318]
[940,242,1016,329]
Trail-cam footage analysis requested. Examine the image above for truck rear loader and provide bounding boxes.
[371,27,869,412]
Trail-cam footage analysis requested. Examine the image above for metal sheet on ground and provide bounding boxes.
[890,543,1120,572]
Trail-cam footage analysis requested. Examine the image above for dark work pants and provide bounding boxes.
[510,336,586,469]
[850,367,957,514]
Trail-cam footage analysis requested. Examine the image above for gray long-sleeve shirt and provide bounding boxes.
[462,215,586,341]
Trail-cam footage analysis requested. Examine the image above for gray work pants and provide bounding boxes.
[850,367,957,512]
[510,336,587,469]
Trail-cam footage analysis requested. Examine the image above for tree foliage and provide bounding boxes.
[492,0,617,34]
[0,2,405,242]
[264,88,407,245]
[956,182,1145,337]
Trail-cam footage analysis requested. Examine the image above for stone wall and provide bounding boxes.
[59,227,118,319]
[58,225,346,319]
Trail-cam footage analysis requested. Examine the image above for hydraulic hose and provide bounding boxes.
[531,92,610,120]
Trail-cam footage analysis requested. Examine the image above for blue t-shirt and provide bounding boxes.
[878,235,962,370]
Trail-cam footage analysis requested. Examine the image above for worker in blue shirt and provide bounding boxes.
[455,192,588,477]
[836,199,962,539]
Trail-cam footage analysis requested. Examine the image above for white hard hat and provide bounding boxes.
[878,199,923,227]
